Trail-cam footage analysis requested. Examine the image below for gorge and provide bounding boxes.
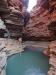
[0,0,56,75]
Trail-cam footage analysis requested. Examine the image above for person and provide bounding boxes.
[18,37,22,43]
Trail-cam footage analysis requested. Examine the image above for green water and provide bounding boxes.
[6,49,50,75]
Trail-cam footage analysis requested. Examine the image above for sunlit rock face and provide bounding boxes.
[24,5,51,40]
[44,41,56,75]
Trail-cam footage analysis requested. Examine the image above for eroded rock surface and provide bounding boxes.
[0,0,56,40]
[24,0,56,40]
[0,0,24,39]
[0,38,25,56]
[24,6,51,40]
[44,41,56,75]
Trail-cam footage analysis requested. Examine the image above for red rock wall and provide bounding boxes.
[24,5,51,39]
[24,0,56,40]
[0,0,56,40]
[44,41,56,75]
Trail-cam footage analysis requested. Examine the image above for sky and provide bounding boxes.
[27,0,37,12]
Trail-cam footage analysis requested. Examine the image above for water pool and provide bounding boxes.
[6,49,50,75]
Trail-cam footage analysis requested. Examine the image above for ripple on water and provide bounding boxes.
[25,68,45,75]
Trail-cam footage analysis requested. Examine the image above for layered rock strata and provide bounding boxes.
[0,38,25,75]
[0,0,56,40]
[44,41,56,75]
[24,0,56,41]
[24,5,52,40]
[0,0,24,39]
